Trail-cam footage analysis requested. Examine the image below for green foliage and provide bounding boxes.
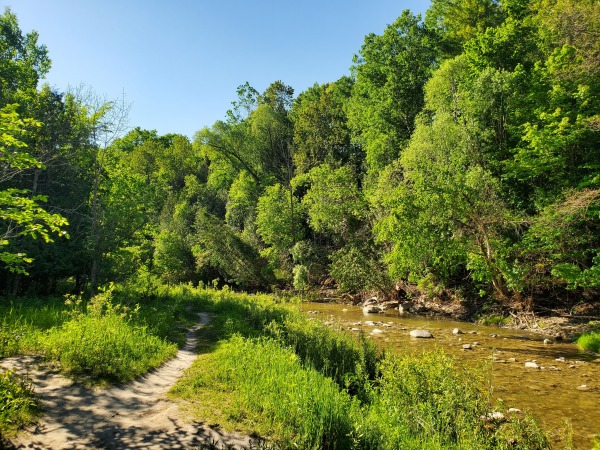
[518,189,600,290]
[298,164,366,237]
[34,291,177,382]
[576,331,600,353]
[425,0,505,57]
[291,78,360,175]
[349,10,439,174]
[256,183,303,252]
[0,369,38,437]
[0,104,68,273]
[292,264,309,291]
[225,171,259,230]
[0,7,51,103]
[329,242,391,294]
[176,335,357,449]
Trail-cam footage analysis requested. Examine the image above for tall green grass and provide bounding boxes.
[0,296,68,358]
[577,331,600,353]
[173,335,358,449]
[0,285,198,384]
[167,286,549,449]
[0,369,38,438]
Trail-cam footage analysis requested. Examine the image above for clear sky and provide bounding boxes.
[5,1,431,139]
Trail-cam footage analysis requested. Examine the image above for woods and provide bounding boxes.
[1,0,598,309]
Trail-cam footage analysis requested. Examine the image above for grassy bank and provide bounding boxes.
[0,284,199,437]
[577,330,600,353]
[0,284,551,447]
[168,287,549,449]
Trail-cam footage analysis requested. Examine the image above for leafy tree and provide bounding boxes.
[518,189,600,291]
[0,8,51,104]
[348,10,439,175]
[0,104,67,273]
[291,77,361,175]
[374,111,516,299]
[425,0,504,56]
[298,164,366,239]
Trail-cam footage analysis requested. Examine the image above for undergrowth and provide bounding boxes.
[0,370,38,438]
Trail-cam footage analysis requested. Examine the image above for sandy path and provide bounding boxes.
[1,313,253,449]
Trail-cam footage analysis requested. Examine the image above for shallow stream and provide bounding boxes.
[302,302,600,449]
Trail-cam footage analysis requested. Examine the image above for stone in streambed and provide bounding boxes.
[525,361,539,369]
[452,328,463,335]
[410,330,433,338]
[363,305,382,314]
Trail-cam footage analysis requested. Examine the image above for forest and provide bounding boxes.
[1,0,599,310]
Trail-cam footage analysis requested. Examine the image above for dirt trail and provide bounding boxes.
[1,313,253,449]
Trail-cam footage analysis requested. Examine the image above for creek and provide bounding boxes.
[302,302,600,449]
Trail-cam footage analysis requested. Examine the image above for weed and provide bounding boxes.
[0,370,38,437]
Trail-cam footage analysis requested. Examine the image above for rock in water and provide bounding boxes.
[363,305,382,314]
[452,328,463,335]
[525,361,539,369]
[410,329,433,338]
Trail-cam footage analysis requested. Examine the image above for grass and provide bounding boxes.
[173,335,358,449]
[576,331,600,353]
[0,369,39,438]
[167,286,549,450]
[0,283,550,448]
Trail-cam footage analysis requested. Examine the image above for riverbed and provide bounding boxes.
[302,302,600,449]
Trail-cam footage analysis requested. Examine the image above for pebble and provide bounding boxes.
[508,358,517,362]
[555,357,566,362]
[452,328,463,335]
[463,344,472,350]
[473,342,480,346]
[490,334,498,338]
[365,321,375,326]
[508,408,522,414]
[525,362,539,369]
[371,328,384,335]
[350,328,361,332]
[342,308,348,312]
[543,338,553,345]
[577,385,590,391]
[469,331,478,335]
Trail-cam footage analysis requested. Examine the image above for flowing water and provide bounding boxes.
[303,302,600,449]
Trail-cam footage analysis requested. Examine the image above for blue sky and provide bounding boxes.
[6,1,431,139]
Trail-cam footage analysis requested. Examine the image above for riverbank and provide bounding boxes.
[328,290,600,344]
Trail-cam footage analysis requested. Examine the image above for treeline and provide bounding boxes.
[1,0,598,307]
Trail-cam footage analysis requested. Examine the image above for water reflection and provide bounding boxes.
[303,302,600,449]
